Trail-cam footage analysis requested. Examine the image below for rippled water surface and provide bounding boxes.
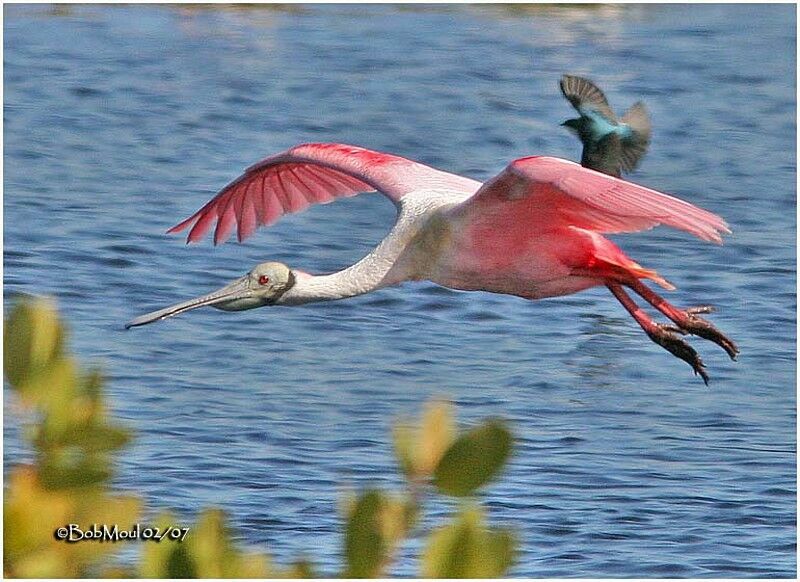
[4,4,796,577]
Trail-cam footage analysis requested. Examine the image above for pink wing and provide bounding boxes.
[453,156,730,243]
[168,142,480,244]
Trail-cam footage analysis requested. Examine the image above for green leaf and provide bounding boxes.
[165,542,197,578]
[141,513,195,578]
[378,494,417,547]
[484,528,517,576]
[4,298,65,392]
[433,419,512,497]
[416,400,456,475]
[393,400,456,480]
[421,505,482,578]
[344,489,386,578]
[38,455,112,490]
[392,420,416,478]
[188,509,235,577]
[285,558,316,578]
[421,505,517,578]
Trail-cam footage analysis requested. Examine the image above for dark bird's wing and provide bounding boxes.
[582,133,623,177]
[619,102,652,172]
[560,74,616,121]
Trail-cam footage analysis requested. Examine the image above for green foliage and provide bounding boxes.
[4,297,65,392]
[141,510,281,578]
[393,399,456,479]
[4,298,141,577]
[433,419,513,497]
[4,297,518,578]
[342,490,417,578]
[422,505,516,578]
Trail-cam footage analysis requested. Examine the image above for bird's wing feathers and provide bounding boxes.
[168,143,480,244]
[455,157,730,244]
[619,102,652,172]
[559,75,616,121]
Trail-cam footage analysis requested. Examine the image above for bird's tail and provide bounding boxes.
[619,102,652,172]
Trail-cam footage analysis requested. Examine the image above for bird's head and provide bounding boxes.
[560,118,582,135]
[126,261,295,328]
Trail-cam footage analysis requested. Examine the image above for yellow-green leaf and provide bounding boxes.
[416,400,456,475]
[4,298,64,391]
[392,420,416,478]
[433,419,512,497]
[343,490,385,578]
[421,505,516,578]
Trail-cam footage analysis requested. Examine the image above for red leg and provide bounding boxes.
[607,282,710,384]
[626,279,739,360]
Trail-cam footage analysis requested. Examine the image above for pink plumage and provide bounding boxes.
[142,143,738,383]
[458,156,730,244]
[167,143,479,244]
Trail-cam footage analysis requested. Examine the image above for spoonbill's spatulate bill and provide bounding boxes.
[560,74,652,177]
[128,143,738,383]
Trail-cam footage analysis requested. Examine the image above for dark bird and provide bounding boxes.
[560,74,651,177]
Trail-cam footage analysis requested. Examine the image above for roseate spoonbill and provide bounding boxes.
[127,143,738,383]
[560,74,651,177]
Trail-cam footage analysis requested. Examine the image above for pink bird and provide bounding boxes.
[127,143,738,383]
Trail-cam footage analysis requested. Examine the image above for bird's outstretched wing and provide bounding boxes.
[168,143,480,244]
[450,156,730,244]
[619,102,652,172]
[560,74,616,121]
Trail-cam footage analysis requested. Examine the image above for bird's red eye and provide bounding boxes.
[258,275,270,285]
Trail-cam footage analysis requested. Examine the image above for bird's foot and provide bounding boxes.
[647,324,710,385]
[674,306,739,361]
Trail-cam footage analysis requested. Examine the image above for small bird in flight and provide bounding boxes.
[560,74,651,177]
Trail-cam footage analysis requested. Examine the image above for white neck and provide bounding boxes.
[275,190,468,306]
[278,253,395,305]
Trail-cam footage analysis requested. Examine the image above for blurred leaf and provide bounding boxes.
[393,400,456,480]
[78,368,104,400]
[378,494,417,547]
[421,504,516,578]
[179,508,274,578]
[285,558,316,578]
[140,513,184,578]
[344,489,386,578]
[3,465,141,577]
[15,356,78,414]
[99,564,137,578]
[38,454,113,490]
[188,509,233,577]
[166,543,197,578]
[416,400,456,475]
[4,297,65,392]
[4,467,72,573]
[235,552,272,578]
[392,420,416,478]
[484,527,516,576]
[433,419,512,497]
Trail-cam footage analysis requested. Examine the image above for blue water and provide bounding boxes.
[4,4,796,577]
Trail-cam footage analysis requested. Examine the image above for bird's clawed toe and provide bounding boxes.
[607,282,736,384]
[657,323,686,335]
[686,305,715,315]
[646,326,710,385]
[674,308,739,361]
